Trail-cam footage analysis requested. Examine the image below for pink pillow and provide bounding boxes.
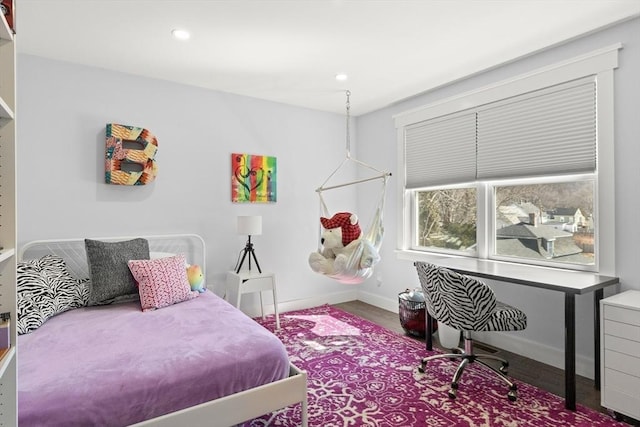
[128,254,198,312]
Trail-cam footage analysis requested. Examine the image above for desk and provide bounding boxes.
[226,271,280,329]
[420,257,619,411]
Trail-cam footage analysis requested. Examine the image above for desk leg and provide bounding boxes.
[594,288,603,390]
[425,310,433,351]
[565,293,576,411]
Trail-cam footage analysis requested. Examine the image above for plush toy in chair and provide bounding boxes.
[308,211,380,276]
[186,264,206,293]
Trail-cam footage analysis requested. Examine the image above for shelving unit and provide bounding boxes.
[0,7,16,426]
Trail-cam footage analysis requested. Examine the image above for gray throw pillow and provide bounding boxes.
[85,238,150,305]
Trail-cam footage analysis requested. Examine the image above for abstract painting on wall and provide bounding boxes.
[231,153,277,203]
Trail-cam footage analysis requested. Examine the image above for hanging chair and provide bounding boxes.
[310,91,391,284]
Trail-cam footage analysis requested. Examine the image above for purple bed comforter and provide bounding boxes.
[18,290,290,426]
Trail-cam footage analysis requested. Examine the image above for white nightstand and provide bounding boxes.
[226,270,280,329]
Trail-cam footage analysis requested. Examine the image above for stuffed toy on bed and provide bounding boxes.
[186,264,205,293]
[308,211,380,276]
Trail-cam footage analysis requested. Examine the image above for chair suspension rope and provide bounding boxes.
[317,90,391,193]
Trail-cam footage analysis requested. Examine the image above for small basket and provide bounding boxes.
[398,290,427,337]
[399,290,438,337]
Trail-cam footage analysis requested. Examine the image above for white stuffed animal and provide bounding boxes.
[309,212,380,276]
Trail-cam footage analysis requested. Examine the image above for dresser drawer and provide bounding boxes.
[602,386,640,419]
[604,349,640,377]
[604,319,640,342]
[603,367,640,399]
[604,334,640,358]
[604,305,640,326]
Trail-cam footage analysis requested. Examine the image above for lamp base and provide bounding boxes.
[236,237,262,274]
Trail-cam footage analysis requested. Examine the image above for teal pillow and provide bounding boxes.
[85,238,150,305]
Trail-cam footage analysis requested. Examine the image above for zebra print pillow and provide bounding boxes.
[17,255,90,335]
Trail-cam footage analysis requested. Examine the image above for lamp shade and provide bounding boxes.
[237,216,262,236]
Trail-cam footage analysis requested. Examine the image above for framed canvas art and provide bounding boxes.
[231,153,277,203]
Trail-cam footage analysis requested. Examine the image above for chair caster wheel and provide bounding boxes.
[500,363,509,374]
[508,385,517,401]
[418,366,425,373]
[448,383,458,399]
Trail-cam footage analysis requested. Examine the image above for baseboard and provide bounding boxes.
[353,290,595,380]
[241,289,359,319]
[356,290,400,313]
[472,331,595,380]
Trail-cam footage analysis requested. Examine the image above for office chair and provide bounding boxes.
[414,262,527,401]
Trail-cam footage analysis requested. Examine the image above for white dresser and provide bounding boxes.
[600,290,640,421]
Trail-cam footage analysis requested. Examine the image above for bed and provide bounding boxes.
[17,234,308,427]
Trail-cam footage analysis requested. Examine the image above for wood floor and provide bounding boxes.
[333,300,616,419]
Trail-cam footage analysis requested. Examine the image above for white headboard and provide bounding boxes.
[19,234,206,280]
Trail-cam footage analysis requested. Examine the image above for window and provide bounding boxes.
[396,45,619,274]
[416,187,476,253]
[492,178,595,268]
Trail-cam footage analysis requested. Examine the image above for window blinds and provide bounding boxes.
[404,111,476,188]
[476,78,596,179]
[404,76,597,187]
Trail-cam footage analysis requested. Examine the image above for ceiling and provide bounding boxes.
[16,0,640,116]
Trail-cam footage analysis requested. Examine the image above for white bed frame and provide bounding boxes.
[19,234,308,427]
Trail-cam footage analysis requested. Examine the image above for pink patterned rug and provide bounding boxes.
[245,304,623,427]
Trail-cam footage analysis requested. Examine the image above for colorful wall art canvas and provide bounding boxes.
[231,153,277,203]
[105,123,158,185]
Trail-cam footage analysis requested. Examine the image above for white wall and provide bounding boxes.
[16,54,360,313]
[354,16,640,377]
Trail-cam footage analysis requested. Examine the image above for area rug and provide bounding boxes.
[244,304,624,427]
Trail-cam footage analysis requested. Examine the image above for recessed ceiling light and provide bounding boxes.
[171,29,190,40]
[335,73,348,81]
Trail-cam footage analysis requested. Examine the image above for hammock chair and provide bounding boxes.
[311,91,391,284]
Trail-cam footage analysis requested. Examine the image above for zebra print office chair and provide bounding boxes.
[414,262,527,401]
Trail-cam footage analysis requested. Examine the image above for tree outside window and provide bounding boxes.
[417,188,477,252]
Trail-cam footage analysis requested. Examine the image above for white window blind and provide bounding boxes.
[404,77,597,186]
[477,77,596,180]
[404,111,476,188]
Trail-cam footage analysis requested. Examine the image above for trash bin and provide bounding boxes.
[398,289,437,337]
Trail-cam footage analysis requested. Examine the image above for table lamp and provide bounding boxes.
[236,215,262,273]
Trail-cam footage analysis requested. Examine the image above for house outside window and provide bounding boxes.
[492,179,595,268]
[395,45,618,275]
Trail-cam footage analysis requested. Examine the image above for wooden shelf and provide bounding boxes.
[0,95,13,122]
[0,248,15,264]
[0,11,15,127]
[0,346,15,378]
[0,9,13,42]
